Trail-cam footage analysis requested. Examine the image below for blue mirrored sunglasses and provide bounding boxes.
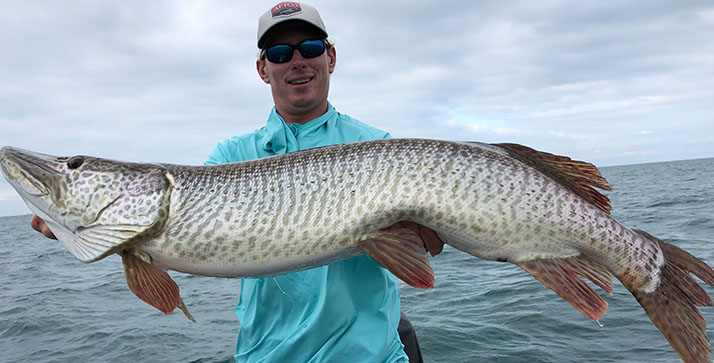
[264,39,326,64]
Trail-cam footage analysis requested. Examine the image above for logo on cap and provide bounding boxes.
[271,2,302,18]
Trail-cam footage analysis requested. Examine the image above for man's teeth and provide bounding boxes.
[290,78,311,84]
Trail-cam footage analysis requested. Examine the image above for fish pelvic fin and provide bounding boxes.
[358,224,435,289]
[622,230,714,363]
[121,249,196,322]
[493,143,612,214]
[516,254,613,320]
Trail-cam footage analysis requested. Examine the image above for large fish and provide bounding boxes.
[1,139,712,362]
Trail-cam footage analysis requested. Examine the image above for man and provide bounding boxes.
[32,2,442,362]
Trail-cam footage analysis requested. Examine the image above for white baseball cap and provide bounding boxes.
[257,2,328,48]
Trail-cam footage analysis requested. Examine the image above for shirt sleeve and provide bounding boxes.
[205,143,229,165]
[204,133,266,165]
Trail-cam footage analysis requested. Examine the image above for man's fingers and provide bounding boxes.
[42,228,57,239]
[391,221,418,234]
[388,221,445,257]
[30,214,43,232]
[417,225,444,257]
[30,215,57,240]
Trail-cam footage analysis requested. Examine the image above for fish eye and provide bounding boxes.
[67,156,84,169]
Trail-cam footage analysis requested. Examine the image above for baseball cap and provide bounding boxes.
[257,2,328,48]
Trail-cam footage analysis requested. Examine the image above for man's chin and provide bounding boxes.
[288,96,320,110]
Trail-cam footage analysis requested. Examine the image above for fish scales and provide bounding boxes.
[0,139,670,282]
[2,139,713,362]
[131,139,645,285]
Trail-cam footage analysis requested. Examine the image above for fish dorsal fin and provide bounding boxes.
[494,143,612,214]
[358,225,435,289]
[516,254,613,320]
[121,249,195,322]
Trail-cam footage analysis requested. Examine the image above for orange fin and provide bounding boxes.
[516,254,613,320]
[359,226,435,288]
[121,249,196,322]
[494,143,612,214]
[623,230,714,363]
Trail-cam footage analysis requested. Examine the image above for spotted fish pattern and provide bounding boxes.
[1,139,713,363]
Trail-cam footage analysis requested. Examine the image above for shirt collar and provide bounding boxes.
[261,103,336,154]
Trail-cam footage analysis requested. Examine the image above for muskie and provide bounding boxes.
[1,139,713,362]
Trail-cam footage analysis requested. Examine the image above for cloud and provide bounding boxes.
[0,189,16,201]
[0,0,713,216]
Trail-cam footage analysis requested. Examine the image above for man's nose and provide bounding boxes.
[290,49,307,68]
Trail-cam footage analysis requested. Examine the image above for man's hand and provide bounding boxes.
[391,221,444,257]
[31,214,57,240]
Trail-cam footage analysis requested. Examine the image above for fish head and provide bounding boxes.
[0,146,171,262]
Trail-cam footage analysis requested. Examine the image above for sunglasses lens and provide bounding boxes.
[265,40,326,63]
[297,40,325,58]
[266,45,293,63]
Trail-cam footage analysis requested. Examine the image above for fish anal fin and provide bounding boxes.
[121,249,196,322]
[494,143,612,214]
[623,231,714,363]
[359,226,435,289]
[516,254,613,320]
[564,253,614,294]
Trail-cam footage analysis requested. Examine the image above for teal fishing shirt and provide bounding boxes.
[206,103,408,363]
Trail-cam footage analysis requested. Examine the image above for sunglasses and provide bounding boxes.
[263,39,327,64]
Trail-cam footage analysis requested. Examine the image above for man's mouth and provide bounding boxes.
[288,77,313,85]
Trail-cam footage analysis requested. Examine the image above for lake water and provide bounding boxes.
[1,157,713,362]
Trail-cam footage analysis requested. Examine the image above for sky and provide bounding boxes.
[1,0,713,217]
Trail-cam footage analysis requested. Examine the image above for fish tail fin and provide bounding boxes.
[622,230,714,363]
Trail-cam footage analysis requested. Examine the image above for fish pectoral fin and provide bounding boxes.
[516,254,613,320]
[72,224,151,262]
[28,205,140,263]
[121,249,196,322]
[358,225,435,289]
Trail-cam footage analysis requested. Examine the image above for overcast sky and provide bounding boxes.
[1,0,713,217]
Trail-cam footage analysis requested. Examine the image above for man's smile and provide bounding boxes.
[288,76,314,85]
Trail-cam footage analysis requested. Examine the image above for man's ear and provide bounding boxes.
[256,59,270,84]
[327,46,336,74]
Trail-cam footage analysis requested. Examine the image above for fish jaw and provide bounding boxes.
[0,146,64,209]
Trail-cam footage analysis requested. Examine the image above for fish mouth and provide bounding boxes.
[0,146,64,197]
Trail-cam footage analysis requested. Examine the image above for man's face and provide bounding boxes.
[257,24,336,122]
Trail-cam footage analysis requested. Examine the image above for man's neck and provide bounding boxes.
[276,103,329,125]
